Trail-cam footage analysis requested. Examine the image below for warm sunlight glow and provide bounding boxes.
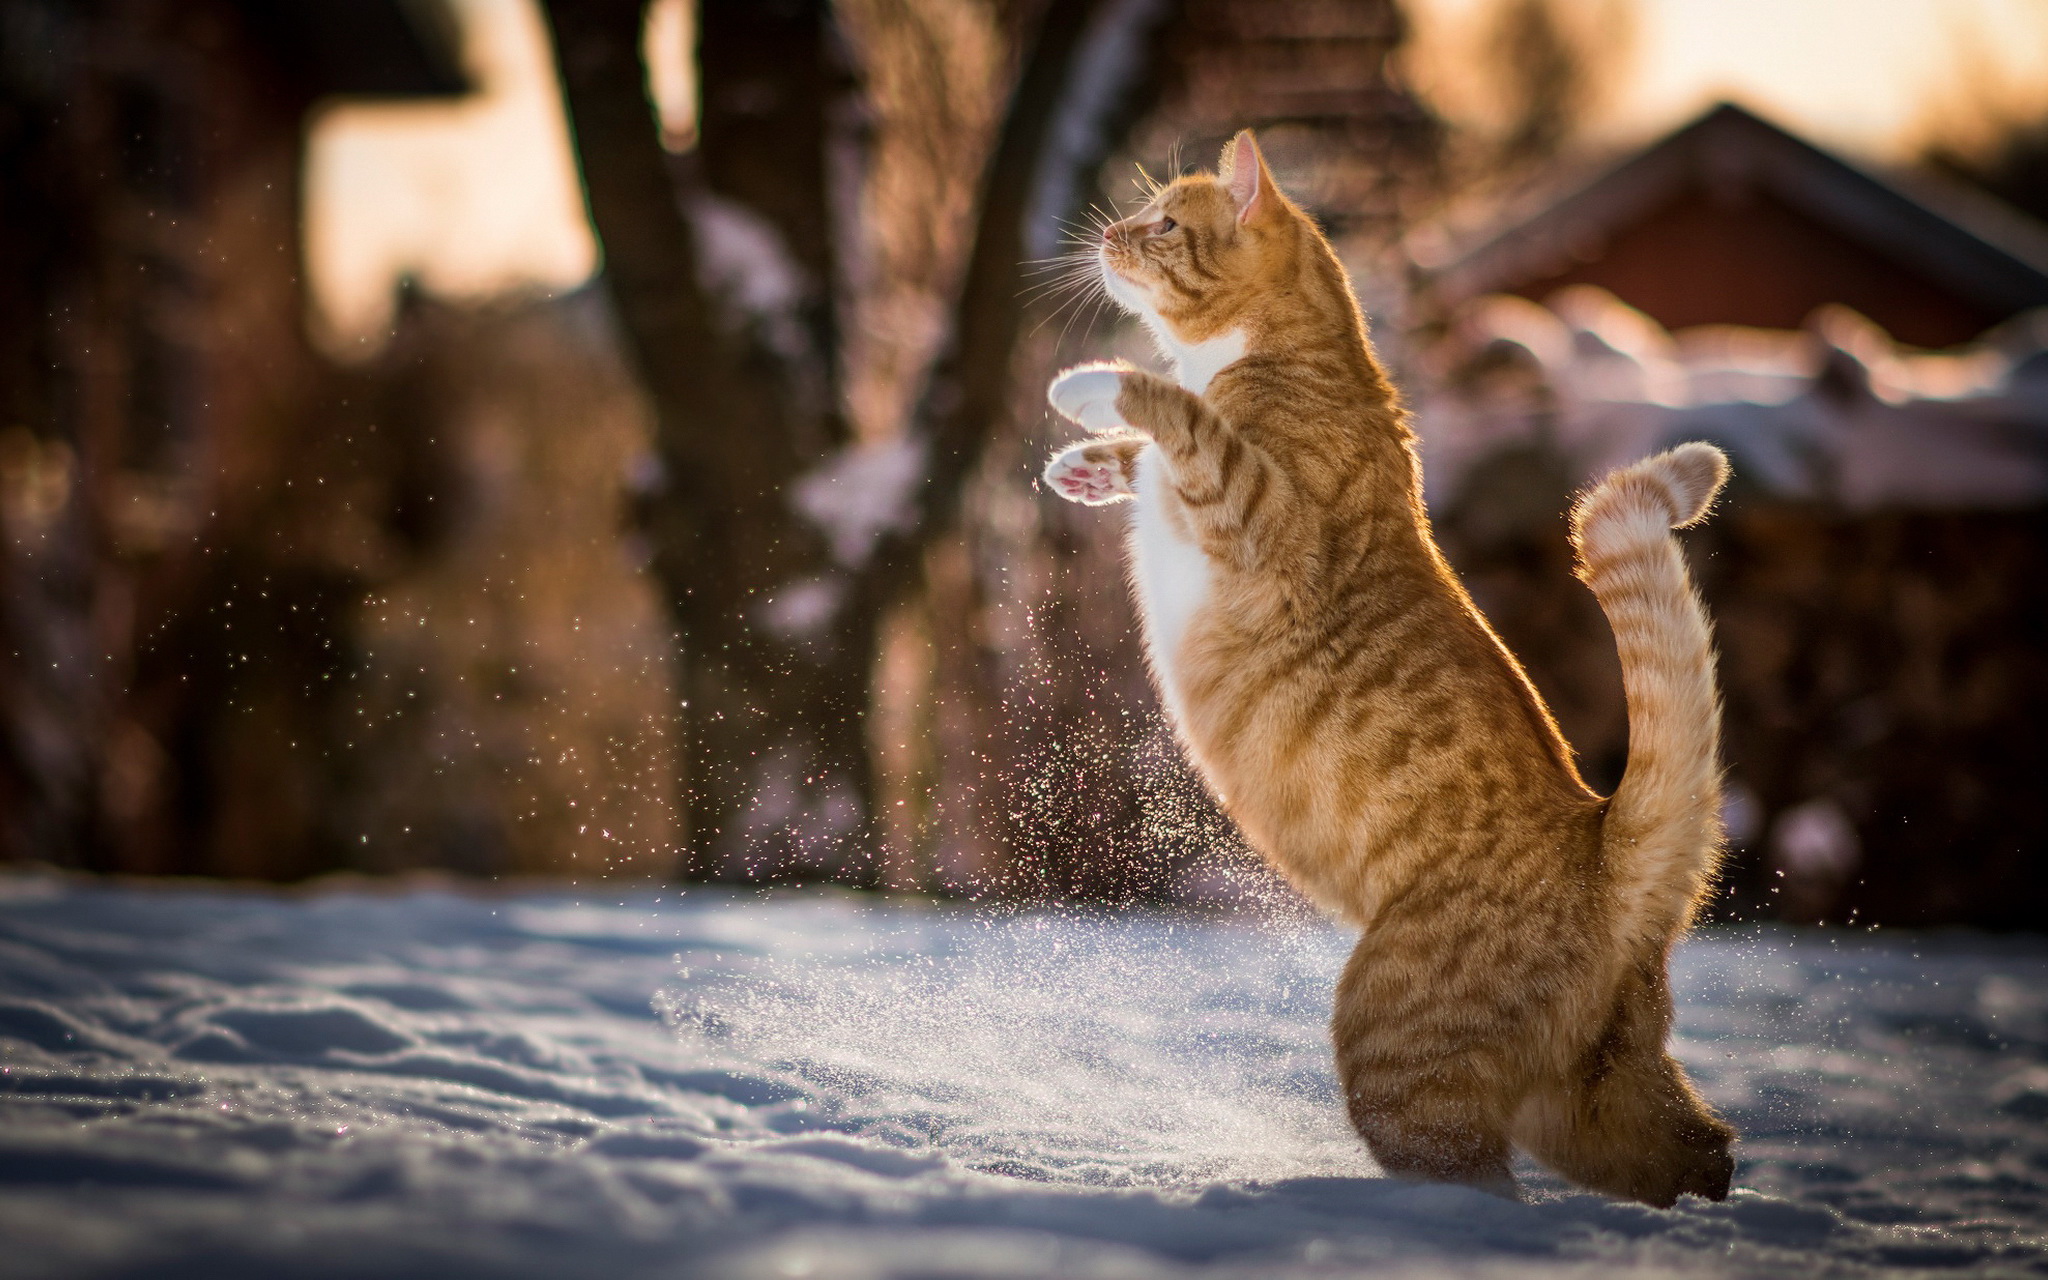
[643,0,700,151]
[303,0,597,354]
[304,0,2048,360]
[1408,0,2048,158]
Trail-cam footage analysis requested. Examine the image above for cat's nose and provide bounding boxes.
[1101,223,1117,243]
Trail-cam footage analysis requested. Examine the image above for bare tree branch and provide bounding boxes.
[541,0,1178,881]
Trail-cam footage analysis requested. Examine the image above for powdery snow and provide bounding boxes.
[1,874,2044,1278]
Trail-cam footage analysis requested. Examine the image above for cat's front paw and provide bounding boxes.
[1044,440,1138,505]
[1048,364,1131,432]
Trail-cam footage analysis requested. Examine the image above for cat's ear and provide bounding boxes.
[1220,129,1277,225]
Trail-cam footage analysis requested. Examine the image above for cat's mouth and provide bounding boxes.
[1097,250,1152,316]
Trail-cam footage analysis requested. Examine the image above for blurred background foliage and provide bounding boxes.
[2,0,2045,928]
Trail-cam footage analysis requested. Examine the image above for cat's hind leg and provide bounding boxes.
[1341,1062,1521,1198]
[1512,965,1735,1207]
[1044,434,1144,505]
[1333,934,1526,1197]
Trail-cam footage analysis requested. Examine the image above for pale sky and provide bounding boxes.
[1415,0,2048,156]
[303,0,2048,349]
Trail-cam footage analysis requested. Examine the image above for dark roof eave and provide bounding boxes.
[237,0,469,101]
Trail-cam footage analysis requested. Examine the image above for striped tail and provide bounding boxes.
[1570,443,1732,956]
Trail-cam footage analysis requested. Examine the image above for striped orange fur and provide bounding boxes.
[1042,131,1736,1205]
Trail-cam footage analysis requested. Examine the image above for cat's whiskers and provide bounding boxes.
[1020,220,1113,343]
[1019,252,1103,306]
[1033,272,1112,345]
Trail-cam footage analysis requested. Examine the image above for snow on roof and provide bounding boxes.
[1416,287,2048,513]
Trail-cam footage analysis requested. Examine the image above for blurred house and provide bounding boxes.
[1427,102,2048,348]
[1,1,674,880]
[0,0,463,874]
[1414,105,2048,928]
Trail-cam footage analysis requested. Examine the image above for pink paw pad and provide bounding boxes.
[1044,450,1133,505]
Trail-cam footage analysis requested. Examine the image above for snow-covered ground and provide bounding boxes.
[2,875,2045,1278]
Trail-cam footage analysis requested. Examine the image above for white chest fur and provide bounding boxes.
[1130,446,1210,721]
[1161,328,1246,395]
[1125,328,1244,721]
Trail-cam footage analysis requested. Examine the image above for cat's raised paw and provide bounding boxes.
[1043,441,1137,505]
[1048,365,1130,432]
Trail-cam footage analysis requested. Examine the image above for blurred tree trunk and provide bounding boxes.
[543,0,865,880]
[541,0,1175,881]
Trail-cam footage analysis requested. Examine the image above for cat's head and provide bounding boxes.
[1098,130,1303,342]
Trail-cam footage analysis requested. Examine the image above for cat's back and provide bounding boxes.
[1168,347,1599,899]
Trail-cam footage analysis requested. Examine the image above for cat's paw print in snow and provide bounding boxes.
[1048,365,1130,432]
[1044,444,1133,505]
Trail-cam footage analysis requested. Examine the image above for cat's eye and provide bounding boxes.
[1154,217,1177,234]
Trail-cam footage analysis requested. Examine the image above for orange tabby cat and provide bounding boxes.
[1042,131,1735,1206]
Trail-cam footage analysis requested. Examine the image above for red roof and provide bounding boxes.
[1426,104,2048,348]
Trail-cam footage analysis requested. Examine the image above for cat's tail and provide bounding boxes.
[1570,443,1731,956]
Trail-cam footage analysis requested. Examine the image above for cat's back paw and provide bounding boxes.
[1048,363,1131,432]
[1044,437,1141,505]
